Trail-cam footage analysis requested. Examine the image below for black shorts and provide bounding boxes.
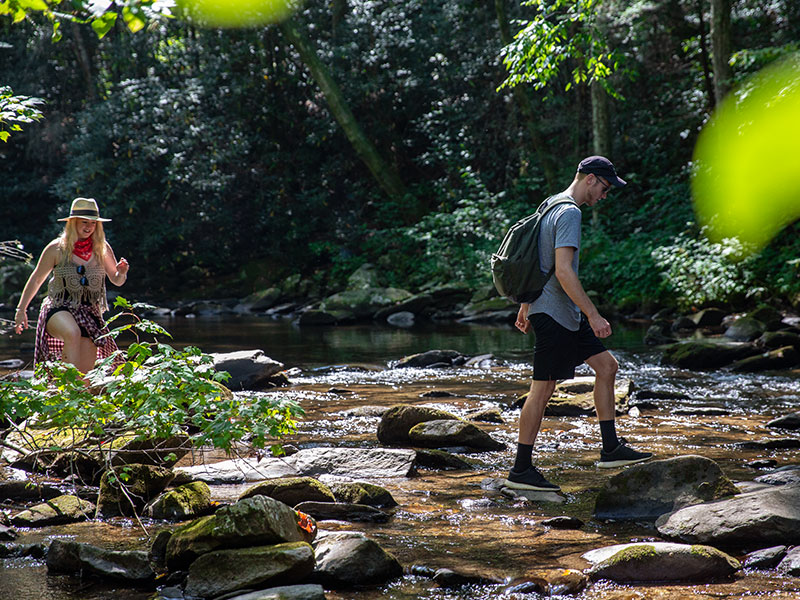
[530,313,607,381]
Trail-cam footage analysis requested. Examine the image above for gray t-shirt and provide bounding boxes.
[526,194,582,331]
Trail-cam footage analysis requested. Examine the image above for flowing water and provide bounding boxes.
[1,315,799,599]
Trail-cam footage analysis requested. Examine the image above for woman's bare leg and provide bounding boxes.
[45,311,97,373]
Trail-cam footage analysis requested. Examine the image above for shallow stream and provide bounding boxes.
[1,316,799,599]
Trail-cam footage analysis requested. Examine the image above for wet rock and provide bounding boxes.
[644,320,677,345]
[746,459,778,469]
[297,309,345,326]
[584,542,739,583]
[407,419,505,452]
[432,567,501,587]
[724,316,766,342]
[47,451,104,482]
[766,411,800,430]
[165,495,305,571]
[387,311,415,327]
[500,486,566,504]
[690,308,726,327]
[419,390,458,398]
[655,483,800,548]
[149,529,172,574]
[224,584,327,600]
[730,345,800,372]
[466,407,504,423]
[540,516,584,529]
[0,542,46,559]
[96,463,175,518]
[503,577,547,595]
[753,466,800,486]
[294,501,390,523]
[594,455,739,522]
[739,438,800,450]
[144,481,213,521]
[672,406,731,416]
[110,435,191,469]
[47,539,154,582]
[662,340,757,369]
[0,523,17,541]
[747,305,784,331]
[237,287,283,312]
[240,477,336,506]
[184,542,314,599]
[392,350,464,369]
[0,480,62,502]
[210,350,286,390]
[777,546,800,576]
[743,545,787,569]
[631,388,690,401]
[517,376,630,416]
[414,449,473,471]
[671,316,698,332]
[377,404,459,445]
[330,481,397,507]
[546,569,588,595]
[11,494,95,527]
[311,531,402,588]
[458,297,517,324]
[756,330,800,351]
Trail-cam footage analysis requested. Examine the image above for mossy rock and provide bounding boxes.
[96,464,175,518]
[239,477,335,507]
[377,404,460,445]
[330,482,398,508]
[144,481,213,521]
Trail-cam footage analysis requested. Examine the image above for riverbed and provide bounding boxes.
[1,315,799,599]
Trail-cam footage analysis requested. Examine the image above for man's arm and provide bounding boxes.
[554,246,611,338]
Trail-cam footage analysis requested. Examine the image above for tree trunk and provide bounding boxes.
[71,23,96,101]
[279,17,407,202]
[495,0,557,192]
[696,0,717,111]
[710,0,732,105]
[590,80,610,158]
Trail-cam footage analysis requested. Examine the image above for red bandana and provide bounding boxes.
[73,238,93,261]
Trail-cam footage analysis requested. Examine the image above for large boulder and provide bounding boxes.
[661,340,757,369]
[583,542,739,583]
[292,447,417,479]
[724,316,767,341]
[240,477,336,506]
[377,404,460,445]
[96,464,175,518]
[656,483,800,548]
[11,495,95,527]
[184,542,314,599]
[594,455,739,521]
[143,481,213,521]
[766,412,800,429]
[210,350,285,390]
[165,495,305,570]
[407,419,505,451]
[312,531,402,588]
[47,539,154,582]
[777,546,800,576]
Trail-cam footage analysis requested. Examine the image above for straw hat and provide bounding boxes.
[58,198,112,222]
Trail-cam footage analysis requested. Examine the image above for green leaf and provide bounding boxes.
[91,12,117,38]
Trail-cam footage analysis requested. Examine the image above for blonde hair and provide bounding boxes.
[58,219,107,265]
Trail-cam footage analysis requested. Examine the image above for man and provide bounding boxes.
[504,156,653,492]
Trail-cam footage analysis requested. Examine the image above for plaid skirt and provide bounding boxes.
[34,296,120,368]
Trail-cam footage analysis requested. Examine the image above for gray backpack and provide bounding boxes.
[490,195,576,303]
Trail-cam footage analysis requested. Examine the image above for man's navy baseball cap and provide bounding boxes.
[577,156,626,187]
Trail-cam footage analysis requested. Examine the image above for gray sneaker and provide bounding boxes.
[504,466,561,491]
[598,439,653,469]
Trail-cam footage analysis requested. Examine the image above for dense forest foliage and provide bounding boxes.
[2,0,799,313]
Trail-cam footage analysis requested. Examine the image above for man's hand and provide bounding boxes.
[515,304,531,334]
[588,314,612,338]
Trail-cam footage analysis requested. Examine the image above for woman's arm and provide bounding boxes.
[103,242,129,287]
[14,241,60,333]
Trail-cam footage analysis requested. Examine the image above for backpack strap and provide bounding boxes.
[536,193,577,215]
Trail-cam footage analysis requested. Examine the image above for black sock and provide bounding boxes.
[599,420,620,452]
[513,443,533,472]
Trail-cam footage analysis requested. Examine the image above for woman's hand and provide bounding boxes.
[116,257,129,276]
[515,303,531,334]
[14,308,28,334]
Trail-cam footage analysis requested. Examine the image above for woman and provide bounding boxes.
[14,198,129,373]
